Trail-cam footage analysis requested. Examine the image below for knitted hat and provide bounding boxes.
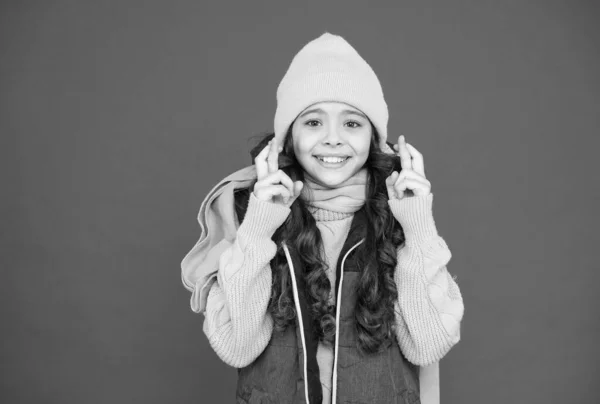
[274,32,392,154]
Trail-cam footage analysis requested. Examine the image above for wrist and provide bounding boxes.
[238,192,291,240]
[388,193,439,243]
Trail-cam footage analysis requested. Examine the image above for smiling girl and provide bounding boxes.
[181,32,464,404]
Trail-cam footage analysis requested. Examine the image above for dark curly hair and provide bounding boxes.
[234,125,406,355]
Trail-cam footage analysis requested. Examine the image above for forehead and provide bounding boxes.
[299,101,367,118]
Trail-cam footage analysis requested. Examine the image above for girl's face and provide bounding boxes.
[291,101,373,189]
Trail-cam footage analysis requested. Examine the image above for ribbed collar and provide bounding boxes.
[307,205,354,222]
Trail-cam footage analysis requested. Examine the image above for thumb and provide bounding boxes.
[386,172,399,200]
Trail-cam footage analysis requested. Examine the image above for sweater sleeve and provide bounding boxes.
[388,193,464,366]
[203,192,291,368]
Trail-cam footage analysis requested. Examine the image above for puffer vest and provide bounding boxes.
[235,207,420,404]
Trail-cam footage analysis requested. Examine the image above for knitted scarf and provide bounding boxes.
[301,168,368,214]
[181,164,368,314]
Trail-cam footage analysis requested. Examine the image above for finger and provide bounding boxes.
[273,170,295,196]
[265,185,292,203]
[386,171,400,200]
[255,142,271,180]
[394,177,430,195]
[267,139,280,174]
[255,183,292,201]
[404,143,425,177]
[397,135,413,171]
[396,168,428,183]
[255,169,296,191]
[258,169,294,191]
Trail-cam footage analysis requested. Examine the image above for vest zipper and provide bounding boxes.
[283,238,365,404]
[331,239,364,404]
[282,242,311,404]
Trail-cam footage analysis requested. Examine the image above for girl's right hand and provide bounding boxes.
[253,140,303,207]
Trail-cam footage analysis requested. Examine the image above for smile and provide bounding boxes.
[314,156,351,167]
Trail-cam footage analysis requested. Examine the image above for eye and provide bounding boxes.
[346,121,362,128]
[305,120,321,127]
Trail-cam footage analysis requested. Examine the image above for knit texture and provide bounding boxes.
[308,205,354,221]
[389,194,464,366]
[273,32,389,152]
[202,191,464,374]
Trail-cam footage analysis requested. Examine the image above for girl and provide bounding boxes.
[181,32,464,404]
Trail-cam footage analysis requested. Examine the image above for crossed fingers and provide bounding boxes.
[255,139,282,179]
[386,135,431,200]
[254,139,303,206]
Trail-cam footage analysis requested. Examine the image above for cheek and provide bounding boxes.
[292,137,307,156]
[352,134,372,157]
[292,131,318,158]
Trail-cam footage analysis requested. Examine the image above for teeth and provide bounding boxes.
[319,156,347,163]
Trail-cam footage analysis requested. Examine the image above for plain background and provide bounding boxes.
[2,1,599,403]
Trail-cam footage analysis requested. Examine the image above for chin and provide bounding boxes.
[307,169,356,189]
[315,179,345,188]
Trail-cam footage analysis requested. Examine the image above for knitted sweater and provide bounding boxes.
[203,192,463,374]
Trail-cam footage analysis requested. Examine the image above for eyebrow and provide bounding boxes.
[299,107,367,119]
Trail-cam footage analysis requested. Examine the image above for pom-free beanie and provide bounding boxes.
[274,32,390,152]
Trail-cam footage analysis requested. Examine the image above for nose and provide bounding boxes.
[322,125,344,146]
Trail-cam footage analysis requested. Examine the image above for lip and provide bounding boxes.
[314,155,351,168]
[314,154,351,158]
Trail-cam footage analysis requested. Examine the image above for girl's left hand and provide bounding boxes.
[385,135,432,200]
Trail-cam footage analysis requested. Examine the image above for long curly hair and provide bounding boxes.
[234,125,406,355]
